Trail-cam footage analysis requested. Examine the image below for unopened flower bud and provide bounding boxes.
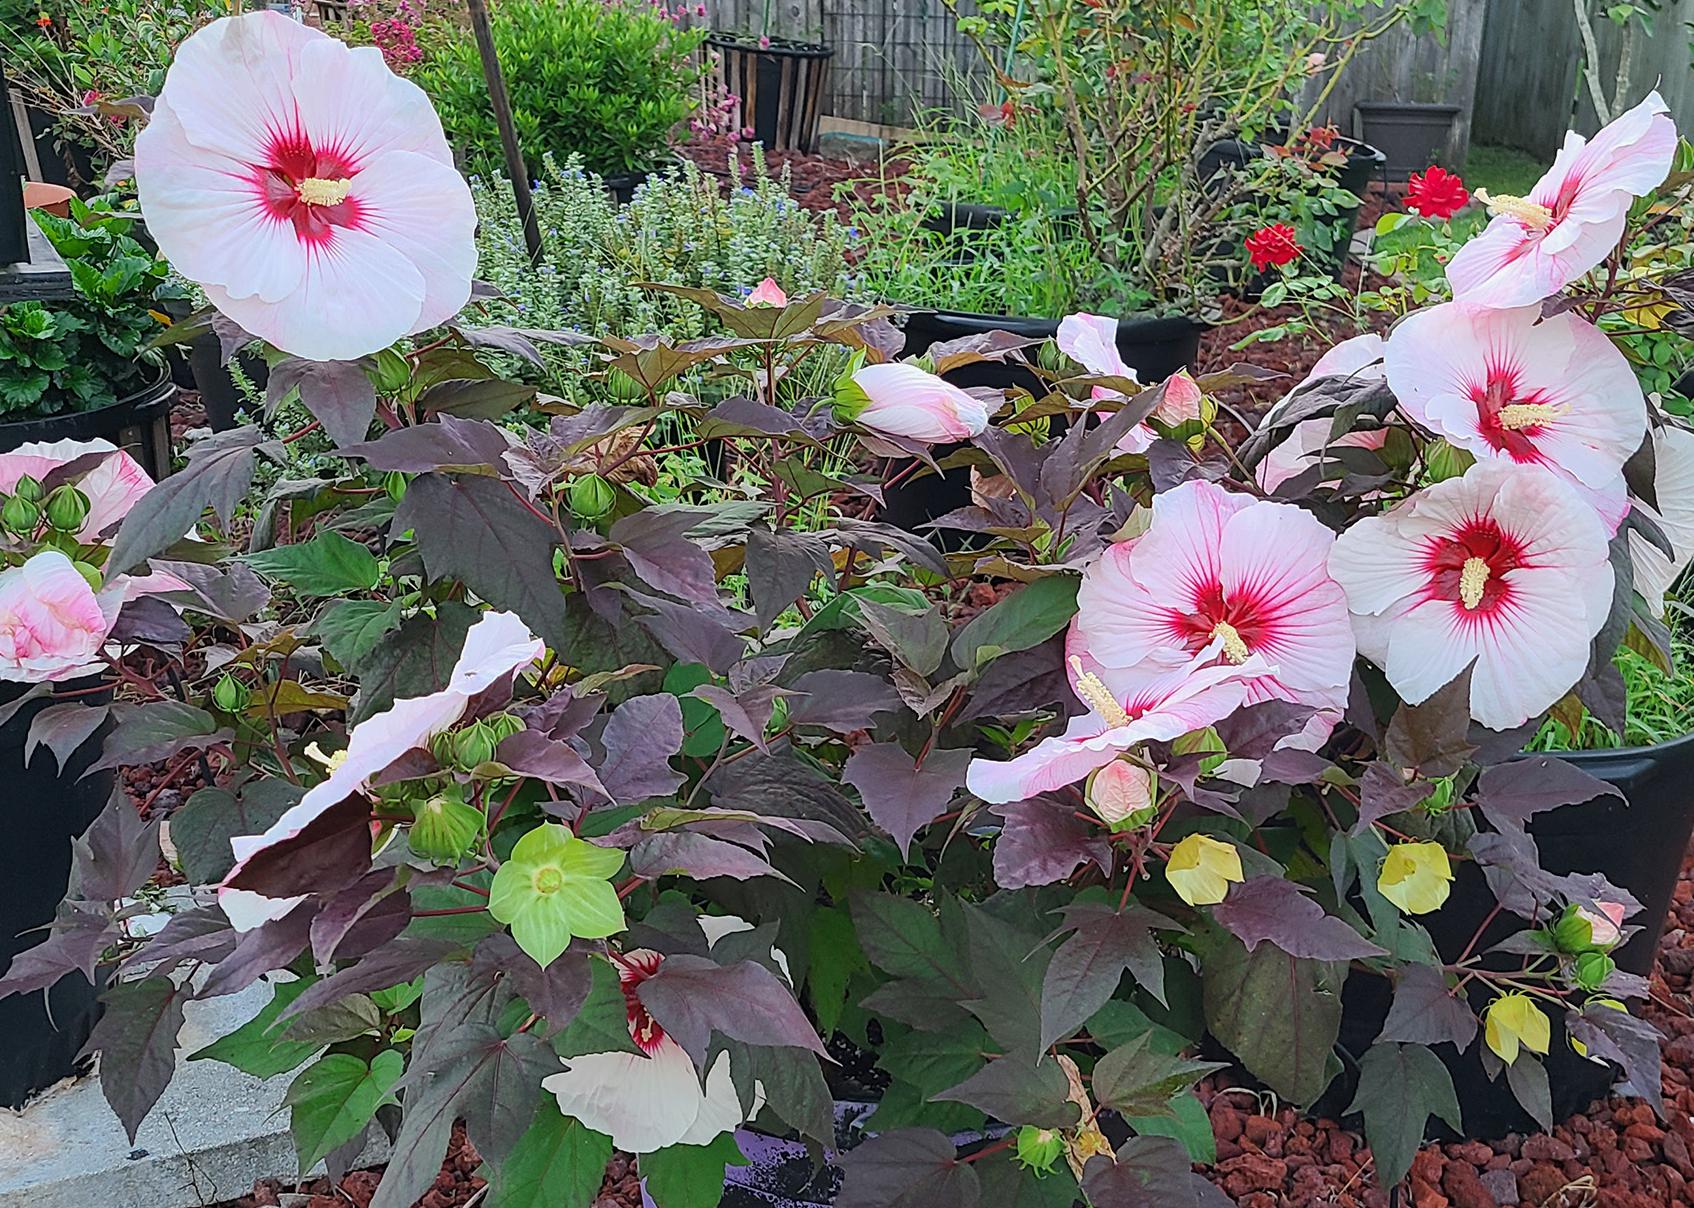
[12,474,44,503]
[44,485,90,533]
[1085,761,1156,831]
[1574,951,1615,992]
[569,474,616,520]
[453,720,502,771]
[605,368,648,401]
[1,492,41,535]
[213,674,250,713]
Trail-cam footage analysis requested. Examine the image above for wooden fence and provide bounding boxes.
[1473,0,1694,159]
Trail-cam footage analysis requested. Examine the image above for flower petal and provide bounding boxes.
[543,1036,706,1154]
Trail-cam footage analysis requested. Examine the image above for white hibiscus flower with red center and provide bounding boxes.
[1071,479,1355,748]
[1328,461,1613,730]
[135,12,476,361]
[1631,423,1694,618]
[1446,91,1675,309]
[1384,303,1645,528]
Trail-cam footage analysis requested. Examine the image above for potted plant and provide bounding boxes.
[10,18,1694,1205]
[705,1,834,155]
[1354,100,1462,179]
[415,0,710,202]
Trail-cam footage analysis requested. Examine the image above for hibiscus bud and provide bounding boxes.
[44,485,91,533]
[569,474,617,520]
[1573,951,1615,992]
[1164,833,1243,906]
[213,674,250,713]
[1484,992,1550,1064]
[384,471,409,503]
[485,712,525,742]
[1085,761,1156,830]
[1014,1125,1065,1174]
[410,790,483,863]
[605,369,648,401]
[1376,841,1453,915]
[1551,902,1611,953]
[833,360,992,443]
[453,719,504,770]
[1,492,41,535]
[745,276,788,308]
[11,474,44,503]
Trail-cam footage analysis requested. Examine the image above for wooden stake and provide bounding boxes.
[464,0,542,264]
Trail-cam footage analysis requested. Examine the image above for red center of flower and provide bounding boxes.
[1468,369,1560,461]
[1169,580,1273,663]
[253,127,364,247]
[1423,517,1524,617]
[613,950,667,1056]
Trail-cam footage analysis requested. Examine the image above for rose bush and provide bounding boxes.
[4,16,1694,1208]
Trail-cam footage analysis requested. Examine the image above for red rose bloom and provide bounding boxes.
[1405,165,1470,221]
[1246,223,1302,272]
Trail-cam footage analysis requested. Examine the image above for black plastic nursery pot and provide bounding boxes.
[0,683,112,1109]
[881,308,1207,537]
[189,331,270,432]
[1353,101,1461,180]
[708,34,834,154]
[0,369,175,482]
[1333,731,1694,1138]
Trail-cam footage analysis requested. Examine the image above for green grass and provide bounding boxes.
[1529,615,1694,751]
[1462,144,1546,198]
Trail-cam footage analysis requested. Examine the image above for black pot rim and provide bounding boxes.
[706,32,834,58]
[1354,100,1463,117]
[599,151,689,189]
[0,363,174,444]
[1553,724,1694,764]
[900,305,1210,340]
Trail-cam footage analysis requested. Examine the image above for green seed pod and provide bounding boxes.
[1574,950,1615,992]
[569,474,616,520]
[486,712,525,742]
[212,674,251,713]
[1014,1125,1065,1175]
[43,485,91,533]
[409,792,483,863]
[1,493,41,535]
[605,368,648,401]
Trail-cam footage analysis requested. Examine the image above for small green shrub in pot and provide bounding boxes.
[0,198,172,419]
[416,0,708,179]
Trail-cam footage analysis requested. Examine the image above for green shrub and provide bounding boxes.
[416,0,707,178]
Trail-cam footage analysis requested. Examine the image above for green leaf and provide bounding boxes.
[1200,926,1344,1108]
[189,977,322,1079]
[1090,1032,1226,1118]
[284,1049,404,1172]
[316,598,406,667]
[805,905,870,1037]
[950,574,1079,673]
[346,600,479,724]
[490,1098,612,1208]
[1344,1042,1462,1188]
[552,958,642,1058]
[870,1021,992,1134]
[171,781,303,885]
[489,825,627,967]
[640,1132,749,1208]
[245,530,381,597]
[1125,1090,1216,1165]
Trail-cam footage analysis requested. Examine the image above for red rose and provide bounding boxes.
[1405,165,1470,221]
[1245,223,1302,272]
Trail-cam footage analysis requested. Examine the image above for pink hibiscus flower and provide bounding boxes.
[1070,479,1355,744]
[0,551,126,683]
[0,437,153,541]
[1328,462,1613,731]
[965,641,1269,805]
[1447,92,1675,309]
[1630,423,1694,618]
[744,277,788,307]
[135,13,476,362]
[1256,333,1391,493]
[836,362,991,442]
[1384,302,1645,527]
[219,610,544,930]
[1057,313,1207,453]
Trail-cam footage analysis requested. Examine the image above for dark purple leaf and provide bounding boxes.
[152,559,271,623]
[706,749,872,841]
[1201,928,1343,1108]
[629,831,792,883]
[991,798,1111,889]
[130,906,237,973]
[689,684,788,754]
[269,358,377,449]
[745,527,833,627]
[90,700,226,771]
[397,473,566,650]
[455,324,594,365]
[933,1053,1079,1129]
[628,588,745,674]
[1354,761,1427,833]
[1041,902,1174,1046]
[1568,1002,1664,1118]
[340,415,514,472]
[1378,964,1477,1051]
[311,871,411,964]
[495,730,607,796]
[472,934,591,1029]
[0,902,112,1000]
[220,795,373,924]
[71,787,160,901]
[957,637,1070,723]
[24,701,107,772]
[636,955,828,1069]
[416,377,537,421]
[1257,748,1333,785]
[109,425,273,575]
[701,395,822,441]
[1213,700,1319,762]
[197,904,318,1000]
[786,669,904,731]
[842,743,971,858]
[831,517,949,579]
[1212,877,1387,961]
[837,1128,980,1208]
[1468,829,1561,920]
[857,598,948,678]
[1082,1137,1231,1208]
[1477,757,1621,830]
[110,596,190,645]
[1384,663,1478,777]
[596,693,685,804]
[86,975,187,1142]
[281,939,464,1021]
[610,509,721,607]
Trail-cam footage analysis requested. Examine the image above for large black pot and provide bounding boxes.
[708,35,834,154]
[0,369,175,481]
[883,309,1207,537]
[1334,732,1694,1137]
[189,332,270,432]
[1200,136,1386,283]
[0,683,112,1108]
[1354,101,1461,180]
